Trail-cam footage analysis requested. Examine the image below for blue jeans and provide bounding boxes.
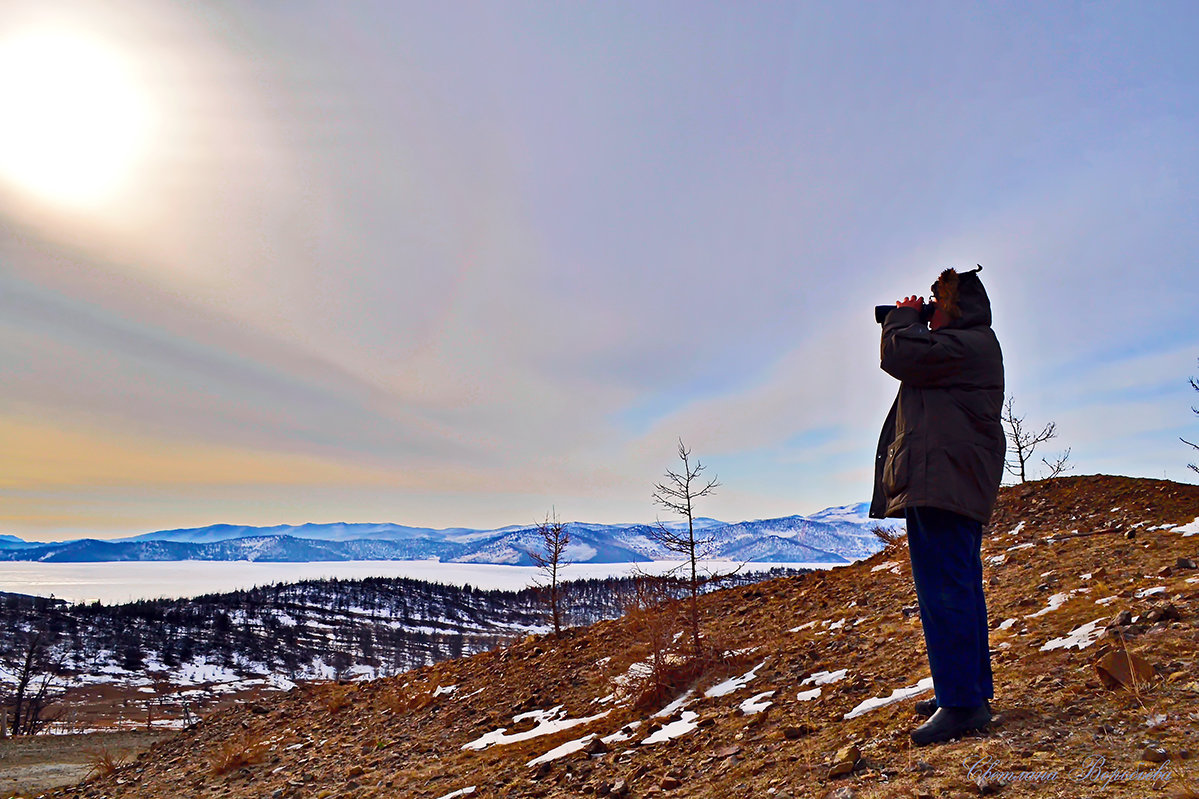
[905,506,993,708]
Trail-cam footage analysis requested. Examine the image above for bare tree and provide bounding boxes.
[650,439,719,660]
[1002,396,1069,482]
[527,509,571,636]
[1041,448,1073,479]
[1183,364,1199,475]
[1,632,65,736]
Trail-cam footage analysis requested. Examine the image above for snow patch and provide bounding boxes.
[434,788,476,799]
[433,684,457,697]
[1174,517,1199,536]
[796,687,821,701]
[843,677,934,720]
[1041,618,1107,651]
[462,706,611,751]
[801,669,848,686]
[1025,590,1088,619]
[528,734,596,766]
[997,618,1017,631]
[740,691,774,715]
[601,722,642,744]
[871,561,900,573]
[704,660,767,698]
[653,690,694,718]
[1135,586,1167,598]
[641,711,698,745]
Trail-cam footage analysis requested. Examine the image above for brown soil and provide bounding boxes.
[0,731,169,798]
[36,475,1199,798]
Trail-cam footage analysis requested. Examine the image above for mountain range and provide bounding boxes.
[0,503,902,564]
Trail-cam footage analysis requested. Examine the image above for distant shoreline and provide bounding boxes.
[0,559,840,605]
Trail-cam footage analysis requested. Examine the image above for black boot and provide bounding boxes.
[914,698,989,718]
[910,705,991,746]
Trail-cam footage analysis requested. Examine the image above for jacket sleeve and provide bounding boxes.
[879,307,973,387]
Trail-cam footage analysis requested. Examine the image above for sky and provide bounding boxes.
[1,1,1197,541]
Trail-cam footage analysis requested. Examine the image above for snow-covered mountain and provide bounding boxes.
[0,503,903,564]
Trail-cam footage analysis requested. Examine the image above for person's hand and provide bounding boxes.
[896,295,924,309]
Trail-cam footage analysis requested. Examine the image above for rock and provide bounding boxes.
[1125,530,1136,540]
[821,787,856,799]
[827,744,860,778]
[1095,648,1156,690]
[1177,558,1197,570]
[1141,746,1170,763]
[610,778,629,797]
[1108,609,1133,628]
[782,725,811,740]
[976,775,1004,794]
[660,775,682,790]
[1158,566,1174,577]
[714,745,742,759]
[585,737,610,755]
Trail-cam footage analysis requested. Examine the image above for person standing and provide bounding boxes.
[870,266,1006,746]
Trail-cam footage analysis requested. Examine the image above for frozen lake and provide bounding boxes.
[0,559,839,604]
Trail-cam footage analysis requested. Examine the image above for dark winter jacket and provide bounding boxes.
[869,271,1006,523]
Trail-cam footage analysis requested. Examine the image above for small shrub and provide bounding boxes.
[870,524,905,553]
[86,749,130,781]
[208,732,269,776]
[322,683,357,713]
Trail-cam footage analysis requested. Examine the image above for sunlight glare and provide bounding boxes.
[0,29,154,208]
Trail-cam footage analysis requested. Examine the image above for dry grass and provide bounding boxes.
[320,683,357,713]
[85,748,130,781]
[207,731,270,776]
[382,688,433,714]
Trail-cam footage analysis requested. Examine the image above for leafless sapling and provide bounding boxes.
[1001,396,1070,482]
[1183,363,1199,475]
[2,631,66,736]
[650,439,719,660]
[527,509,571,636]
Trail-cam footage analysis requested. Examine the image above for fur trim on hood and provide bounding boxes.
[932,265,991,329]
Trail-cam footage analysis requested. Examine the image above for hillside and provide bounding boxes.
[46,476,1199,799]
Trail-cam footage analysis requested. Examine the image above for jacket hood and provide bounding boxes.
[941,266,992,329]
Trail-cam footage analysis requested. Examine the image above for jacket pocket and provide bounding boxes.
[882,434,909,496]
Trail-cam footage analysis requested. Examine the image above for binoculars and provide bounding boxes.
[875,303,937,325]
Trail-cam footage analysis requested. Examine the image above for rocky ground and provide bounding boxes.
[22,475,1199,799]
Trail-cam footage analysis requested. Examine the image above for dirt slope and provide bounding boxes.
[43,475,1199,799]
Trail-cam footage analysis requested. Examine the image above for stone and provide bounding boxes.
[827,744,860,778]
[975,775,1004,794]
[821,787,856,799]
[660,775,682,790]
[1141,746,1170,763]
[1176,557,1197,570]
[585,737,609,755]
[1095,648,1155,690]
[610,778,629,798]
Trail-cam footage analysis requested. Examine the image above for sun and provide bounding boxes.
[0,29,154,208]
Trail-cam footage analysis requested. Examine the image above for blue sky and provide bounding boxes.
[0,1,1196,539]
